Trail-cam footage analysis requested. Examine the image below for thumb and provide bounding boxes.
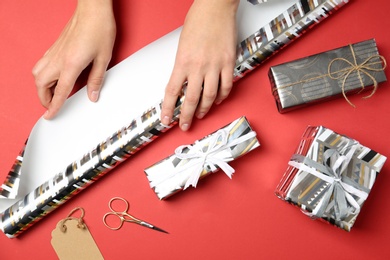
[87,60,109,102]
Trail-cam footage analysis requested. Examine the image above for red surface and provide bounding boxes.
[1,0,390,259]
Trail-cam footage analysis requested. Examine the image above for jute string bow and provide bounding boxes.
[273,44,387,107]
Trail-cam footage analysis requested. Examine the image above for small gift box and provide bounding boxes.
[269,39,387,113]
[144,116,260,200]
[275,126,387,231]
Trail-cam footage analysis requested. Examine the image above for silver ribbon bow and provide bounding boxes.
[288,142,368,221]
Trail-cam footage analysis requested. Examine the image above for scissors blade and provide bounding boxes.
[139,221,169,234]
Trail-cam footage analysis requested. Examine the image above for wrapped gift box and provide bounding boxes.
[269,39,387,113]
[275,126,387,231]
[145,117,260,200]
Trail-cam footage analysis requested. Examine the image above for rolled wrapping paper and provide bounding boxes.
[0,0,349,238]
[269,39,387,113]
[234,0,350,79]
[145,116,260,200]
[275,126,387,231]
[0,96,185,238]
[247,0,269,4]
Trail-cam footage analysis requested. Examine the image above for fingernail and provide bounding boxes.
[43,110,49,119]
[161,116,170,126]
[197,113,205,119]
[215,99,222,105]
[181,123,189,131]
[91,91,99,102]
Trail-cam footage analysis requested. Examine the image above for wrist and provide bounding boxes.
[77,0,114,14]
[190,0,240,18]
[194,0,240,8]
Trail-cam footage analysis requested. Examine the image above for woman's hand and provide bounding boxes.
[32,0,116,119]
[161,0,239,131]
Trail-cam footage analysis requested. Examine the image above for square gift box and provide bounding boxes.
[145,117,260,200]
[269,39,387,113]
[275,125,387,231]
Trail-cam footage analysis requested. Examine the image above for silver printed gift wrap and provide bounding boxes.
[145,117,260,200]
[269,39,387,113]
[247,0,268,4]
[0,92,184,238]
[234,0,349,79]
[275,126,387,231]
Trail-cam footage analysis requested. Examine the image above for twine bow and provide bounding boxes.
[328,44,387,107]
[272,44,386,107]
[152,129,257,190]
[288,142,368,221]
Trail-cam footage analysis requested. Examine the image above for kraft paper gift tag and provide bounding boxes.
[51,208,104,260]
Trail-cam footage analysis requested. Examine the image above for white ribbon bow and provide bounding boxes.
[288,142,368,221]
[171,129,257,189]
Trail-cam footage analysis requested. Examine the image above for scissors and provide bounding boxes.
[103,197,169,234]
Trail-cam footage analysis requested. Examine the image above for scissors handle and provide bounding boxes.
[108,197,129,212]
[103,212,126,230]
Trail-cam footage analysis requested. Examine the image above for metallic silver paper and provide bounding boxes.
[269,39,387,113]
[145,116,260,200]
[275,125,387,231]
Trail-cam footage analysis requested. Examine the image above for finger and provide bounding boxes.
[44,71,78,119]
[87,58,110,102]
[36,80,57,109]
[161,71,187,126]
[215,66,234,105]
[33,62,60,108]
[178,74,203,131]
[195,70,219,119]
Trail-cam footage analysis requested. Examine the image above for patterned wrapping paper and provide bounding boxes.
[234,0,350,80]
[269,39,387,113]
[0,91,185,238]
[0,145,25,199]
[275,126,387,231]
[247,0,269,4]
[0,0,349,238]
[145,117,260,200]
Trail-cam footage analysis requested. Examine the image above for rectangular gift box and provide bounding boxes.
[275,126,387,231]
[269,39,387,113]
[145,117,260,200]
[0,0,349,238]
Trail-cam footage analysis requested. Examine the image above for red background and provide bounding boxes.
[1,0,389,259]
